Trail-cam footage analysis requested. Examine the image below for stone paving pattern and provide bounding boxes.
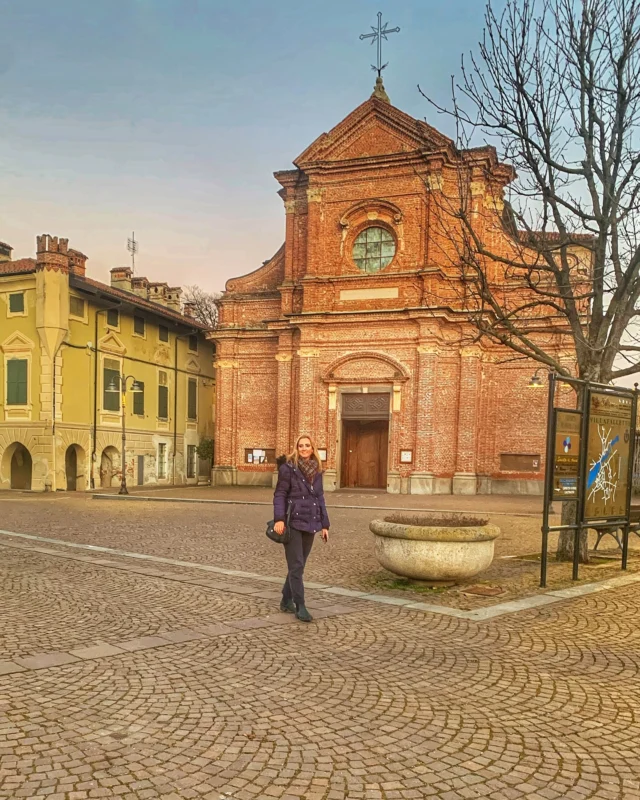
[1,496,640,798]
[1,493,639,608]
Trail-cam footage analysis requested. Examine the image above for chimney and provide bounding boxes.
[36,234,70,273]
[68,248,88,277]
[166,286,182,312]
[148,282,169,306]
[131,275,149,298]
[110,266,133,292]
[0,241,12,262]
[183,301,197,319]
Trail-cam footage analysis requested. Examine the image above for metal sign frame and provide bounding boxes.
[540,373,639,588]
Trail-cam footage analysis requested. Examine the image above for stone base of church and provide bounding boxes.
[216,467,542,496]
[408,473,433,494]
[212,466,237,486]
[477,476,544,495]
[452,473,478,495]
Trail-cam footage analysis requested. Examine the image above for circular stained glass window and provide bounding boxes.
[352,226,396,273]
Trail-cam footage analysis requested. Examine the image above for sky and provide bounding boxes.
[0,0,493,293]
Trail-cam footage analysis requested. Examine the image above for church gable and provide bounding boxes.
[295,96,452,167]
[329,120,414,160]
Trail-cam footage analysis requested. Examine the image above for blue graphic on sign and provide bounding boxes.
[587,435,619,489]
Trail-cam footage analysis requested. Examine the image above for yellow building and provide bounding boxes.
[0,234,215,491]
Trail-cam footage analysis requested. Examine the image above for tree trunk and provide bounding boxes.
[556,500,589,563]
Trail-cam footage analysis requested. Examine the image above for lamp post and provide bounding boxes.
[107,374,142,495]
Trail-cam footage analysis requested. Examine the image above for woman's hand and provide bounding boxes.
[321,529,329,542]
[274,521,285,535]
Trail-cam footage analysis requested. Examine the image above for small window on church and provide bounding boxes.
[352,226,396,273]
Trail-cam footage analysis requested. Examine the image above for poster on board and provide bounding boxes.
[584,392,633,520]
[552,409,581,500]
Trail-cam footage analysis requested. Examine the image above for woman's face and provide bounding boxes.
[297,438,313,458]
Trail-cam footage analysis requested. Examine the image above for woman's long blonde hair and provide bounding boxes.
[287,434,322,468]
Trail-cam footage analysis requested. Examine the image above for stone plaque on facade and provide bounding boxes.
[584,392,633,520]
[552,409,581,500]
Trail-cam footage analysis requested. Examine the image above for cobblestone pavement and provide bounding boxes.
[1,498,640,799]
[1,493,639,608]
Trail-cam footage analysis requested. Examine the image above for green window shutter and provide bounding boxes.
[7,359,28,405]
[103,360,120,411]
[134,316,145,336]
[187,378,197,420]
[9,293,25,313]
[133,381,145,415]
[159,325,169,342]
[158,385,169,419]
[107,309,119,327]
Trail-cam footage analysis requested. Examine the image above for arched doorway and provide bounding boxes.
[10,444,32,490]
[66,446,77,491]
[100,446,119,488]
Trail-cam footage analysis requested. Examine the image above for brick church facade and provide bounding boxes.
[212,81,569,495]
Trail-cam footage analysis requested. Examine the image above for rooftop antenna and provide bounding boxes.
[359,11,400,78]
[127,231,138,276]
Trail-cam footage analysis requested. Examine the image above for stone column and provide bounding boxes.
[323,382,338,492]
[453,346,482,495]
[387,383,404,494]
[212,350,239,486]
[410,344,439,494]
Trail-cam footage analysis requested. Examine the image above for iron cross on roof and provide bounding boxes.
[359,11,400,77]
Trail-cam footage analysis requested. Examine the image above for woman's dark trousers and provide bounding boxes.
[282,527,315,606]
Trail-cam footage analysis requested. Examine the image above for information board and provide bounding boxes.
[584,392,633,520]
[552,409,581,500]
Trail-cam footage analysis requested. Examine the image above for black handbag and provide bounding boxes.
[266,501,292,545]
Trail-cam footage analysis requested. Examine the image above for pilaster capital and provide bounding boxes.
[392,383,402,412]
[306,187,323,204]
[284,199,297,214]
[460,346,483,359]
[297,347,320,358]
[214,359,239,369]
[275,353,293,362]
[417,344,440,355]
[426,173,443,192]
[469,180,485,196]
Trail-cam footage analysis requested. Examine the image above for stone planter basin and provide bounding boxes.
[370,513,500,582]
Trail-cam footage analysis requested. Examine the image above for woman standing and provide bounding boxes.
[273,435,329,622]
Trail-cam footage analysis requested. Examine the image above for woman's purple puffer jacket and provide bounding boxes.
[273,462,330,534]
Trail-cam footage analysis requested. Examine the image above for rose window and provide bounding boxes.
[352,226,396,273]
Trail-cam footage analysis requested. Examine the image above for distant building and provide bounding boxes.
[212,81,579,495]
[0,234,215,491]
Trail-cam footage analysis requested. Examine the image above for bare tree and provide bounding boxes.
[420,0,640,561]
[182,285,220,329]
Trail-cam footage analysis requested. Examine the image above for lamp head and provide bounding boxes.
[528,371,544,388]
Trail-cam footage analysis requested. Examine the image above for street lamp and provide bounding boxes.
[528,368,545,388]
[107,374,142,495]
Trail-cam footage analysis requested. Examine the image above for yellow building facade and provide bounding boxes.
[0,234,215,491]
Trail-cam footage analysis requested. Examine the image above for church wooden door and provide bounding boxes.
[341,419,389,489]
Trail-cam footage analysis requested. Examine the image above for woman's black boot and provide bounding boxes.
[280,598,295,613]
[295,603,313,623]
